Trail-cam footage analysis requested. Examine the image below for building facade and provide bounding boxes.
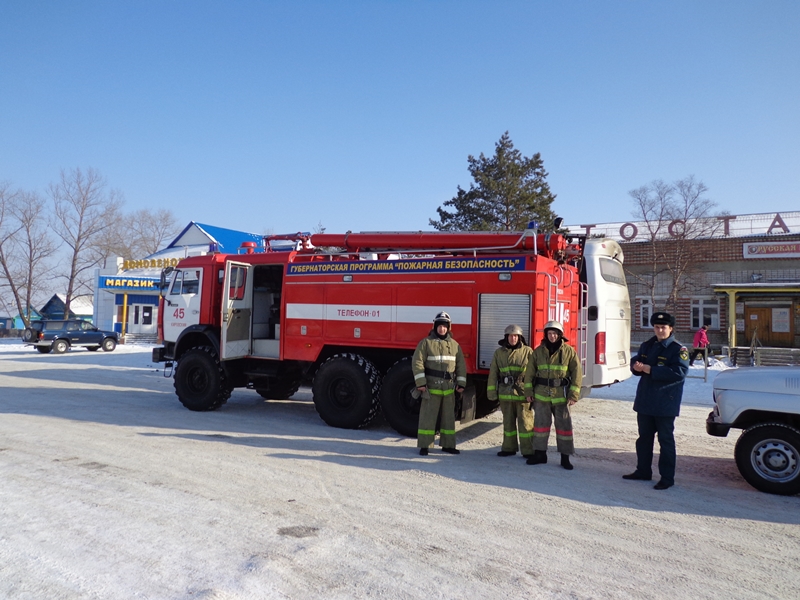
[568,211,800,350]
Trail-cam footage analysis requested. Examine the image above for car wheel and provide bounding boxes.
[22,328,35,342]
[101,338,117,352]
[86,346,100,351]
[52,339,69,354]
[36,346,51,354]
[735,423,800,496]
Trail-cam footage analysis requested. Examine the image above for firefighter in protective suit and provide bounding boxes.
[523,320,582,469]
[487,324,534,457]
[412,312,467,456]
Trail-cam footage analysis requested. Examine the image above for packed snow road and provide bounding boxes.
[0,342,797,599]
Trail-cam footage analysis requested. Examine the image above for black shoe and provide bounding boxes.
[653,481,673,490]
[561,454,573,470]
[419,448,428,456]
[497,450,516,457]
[622,471,652,481]
[442,448,460,455]
[522,454,533,459]
[526,450,548,465]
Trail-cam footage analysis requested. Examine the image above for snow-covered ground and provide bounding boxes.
[1,339,797,599]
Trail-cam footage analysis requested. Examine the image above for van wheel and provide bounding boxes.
[380,358,420,437]
[36,346,51,354]
[174,346,231,411]
[101,338,117,352]
[312,354,380,429]
[735,423,800,496]
[52,339,69,354]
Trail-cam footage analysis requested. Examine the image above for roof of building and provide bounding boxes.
[167,222,264,253]
[40,294,94,318]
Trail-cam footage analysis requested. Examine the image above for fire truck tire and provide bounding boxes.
[174,346,231,411]
[256,378,302,400]
[380,358,420,437]
[312,353,381,429]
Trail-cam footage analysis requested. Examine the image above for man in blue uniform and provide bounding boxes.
[623,312,689,490]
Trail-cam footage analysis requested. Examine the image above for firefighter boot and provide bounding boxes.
[561,453,573,470]
[526,450,548,465]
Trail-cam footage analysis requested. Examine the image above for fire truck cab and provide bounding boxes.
[153,228,631,436]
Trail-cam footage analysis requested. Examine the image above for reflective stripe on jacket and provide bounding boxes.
[523,342,582,403]
[412,331,467,393]
[487,345,533,401]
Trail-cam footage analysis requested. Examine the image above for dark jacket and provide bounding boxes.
[630,334,689,417]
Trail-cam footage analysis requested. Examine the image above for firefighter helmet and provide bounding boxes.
[543,320,564,335]
[504,324,524,336]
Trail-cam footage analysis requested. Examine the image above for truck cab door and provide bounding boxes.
[162,268,203,343]
[221,261,253,360]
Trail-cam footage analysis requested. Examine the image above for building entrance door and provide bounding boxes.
[128,304,156,335]
[744,304,793,347]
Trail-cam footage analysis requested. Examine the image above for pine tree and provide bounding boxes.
[430,132,557,231]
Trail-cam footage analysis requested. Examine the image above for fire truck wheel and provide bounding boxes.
[174,346,232,411]
[312,353,381,429]
[256,378,302,400]
[380,358,420,437]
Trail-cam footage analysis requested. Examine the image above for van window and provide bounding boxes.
[599,257,626,286]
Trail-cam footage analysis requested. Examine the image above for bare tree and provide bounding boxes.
[627,175,719,312]
[0,185,58,326]
[128,208,179,256]
[49,167,124,314]
[0,183,25,322]
[93,208,179,267]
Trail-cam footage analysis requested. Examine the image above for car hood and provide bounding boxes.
[714,367,800,396]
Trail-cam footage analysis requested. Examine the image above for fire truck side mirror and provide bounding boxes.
[159,267,174,297]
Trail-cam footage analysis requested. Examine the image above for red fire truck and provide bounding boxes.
[152,227,631,436]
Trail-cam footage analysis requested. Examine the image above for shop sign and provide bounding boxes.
[569,212,798,242]
[123,258,180,271]
[743,241,800,259]
[99,276,160,291]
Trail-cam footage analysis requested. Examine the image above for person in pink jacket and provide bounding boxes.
[689,325,709,366]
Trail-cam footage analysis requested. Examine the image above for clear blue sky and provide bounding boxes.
[2,1,798,236]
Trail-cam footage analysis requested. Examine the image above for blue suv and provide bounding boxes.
[23,320,119,354]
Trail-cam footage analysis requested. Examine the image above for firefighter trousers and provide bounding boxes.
[532,399,574,455]
[499,400,534,456]
[417,390,456,449]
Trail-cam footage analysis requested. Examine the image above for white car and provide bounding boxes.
[707,366,800,495]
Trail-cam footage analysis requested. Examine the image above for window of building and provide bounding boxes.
[692,299,719,330]
[640,298,653,329]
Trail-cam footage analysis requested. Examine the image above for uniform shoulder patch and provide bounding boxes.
[679,347,689,361]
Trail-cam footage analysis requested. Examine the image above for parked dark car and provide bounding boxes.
[22,320,119,354]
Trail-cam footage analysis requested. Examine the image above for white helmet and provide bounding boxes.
[504,324,524,336]
[543,320,564,335]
